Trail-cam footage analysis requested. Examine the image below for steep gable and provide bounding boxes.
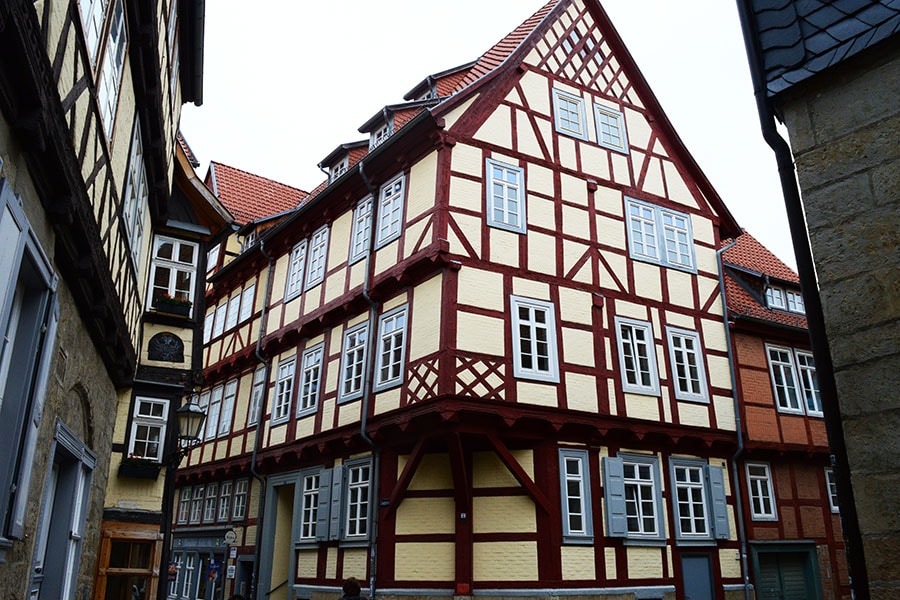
[207,161,308,225]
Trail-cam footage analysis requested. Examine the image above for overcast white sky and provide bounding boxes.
[180,0,796,268]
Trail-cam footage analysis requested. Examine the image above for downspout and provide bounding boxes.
[717,239,751,600]
[357,160,382,600]
[735,2,869,596]
[250,238,276,600]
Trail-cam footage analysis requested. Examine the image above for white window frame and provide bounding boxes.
[344,461,371,540]
[299,470,320,541]
[330,157,348,182]
[218,380,237,436]
[284,240,308,301]
[189,485,204,524]
[239,284,256,322]
[248,366,266,426]
[349,196,373,263]
[203,483,218,523]
[670,460,711,540]
[217,481,232,523]
[786,289,805,314]
[370,123,392,149]
[666,327,709,403]
[825,468,839,514]
[127,397,169,462]
[273,356,296,424]
[765,344,803,414]
[232,479,248,520]
[297,344,324,416]
[621,455,663,541]
[305,225,329,289]
[212,303,226,338]
[796,350,822,416]
[182,553,195,598]
[203,311,214,344]
[97,0,127,136]
[552,88,588,139]
[148,235,198,314]
[203,386,223,440]
[559,449,592,544]
[177,487,191,524]
[593,104,629,153]
[78,0,108,67]
[615,317,660,396]
[206,244,220,274]
[746,462,777,521]
[225,294,240,330]
[374,306,408,391]
[375,175,405,248]
[510,296,559,383]
[625,198,696,272]
[485,159,526,234]
[122,118,148,265]
[339,323,369,403]
[766,286,786,310]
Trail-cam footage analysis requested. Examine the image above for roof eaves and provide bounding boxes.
[402,60,478,100]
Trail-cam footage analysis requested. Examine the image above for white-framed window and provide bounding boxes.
[203,311,214,344]
[625,198,696,271]
[189,486,204,523]
[196,390,210,437]
[241,230,257,253]
[177,488,191,524]
[203,386,223,440]
[594,104,629,153]
[370,123,392,149]
[128,397,168,462]
[796,351,821,415]
[672,463,708,538]
[666,327,708,403]
[299,471,320,541]
[766,286,786,310]
[166,0,178,59]
[206,244,220,274]
[486,159,526,233]
[375,306,408,391]
[559,449,592,544]
[511,296,559,383]
[232,479,248,520]
[786,290,805,314]
[182,553,195,599]
[746,462,777,521]
[122,119,148,265]
[305,225,329,288]
[168,37,179,109]
[330,157,348,182]
[552,88,587,139]
[239,284,256,322]
[766,345,803,414]
[97,0,127,135]
[825,468,839,513]
[212,303,226,338]
[149,236,198,312]
[603,454,665,543]
[273,356,296,423]
[284,240,308,301]
[248,366,266,426]
[297,344,324,416]
[345,462,371,539]
[623,458,660,537]
[615,317,659,395]
[77,0,108,66]
[349,196,373,263]
[218,481,232,522]
[225,294,240,330]
[375,175,405,247]
[339,323,369,402]
[169,551,182,597]
[218,380,237,436]
[203,483,218,523]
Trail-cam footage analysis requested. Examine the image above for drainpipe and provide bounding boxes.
[357,160,382,600]
[735,2,869,596]
[250,238,276,600]
[717,238,751,600]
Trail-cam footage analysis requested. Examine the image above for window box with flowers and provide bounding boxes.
[118,454,162,479]
[154,293,192,317]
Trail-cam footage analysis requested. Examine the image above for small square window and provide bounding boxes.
[594,104,629,153]
[486,159,526,234]
[128,397,168,462]
[552,89,588,139]
[766,286,786,310]
[786,290,805,314]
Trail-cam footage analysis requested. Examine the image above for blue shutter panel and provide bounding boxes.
[315,468,332,542]
[603,456,627,537]
[328,465,344,540]
[707,465,730,539]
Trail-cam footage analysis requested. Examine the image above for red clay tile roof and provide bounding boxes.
[207,161,307,225]
[177,132,200,167]
[723,232,799,283]
[724,274,808,329]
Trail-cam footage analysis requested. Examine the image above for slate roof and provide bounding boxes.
[748,0,900,95]
[206,161,308,225]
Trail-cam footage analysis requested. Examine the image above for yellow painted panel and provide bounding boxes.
[562,546,596,580]
[561,174,588,209]
[626,546,664,580]
[450,212,482,258]
[529,195,556,232]
[558,287,592,325]
[342,548,367,580]
[719,549,741,579]
[326,546,338,579]
[516,109,544,160]
[375,244,400,276]
[562,327,595,367]
[302,285,322,316]
[519,71,550,115]
[581,144,611,182]
[374,387,401,416]
[625,107,652,151]
[697,246,719,278]
[297,549,318,578]
[625,393,660,421]
[408,153,439,222]
[473,495,535,533]
[271,255,289,301]
[699,276,723,316]
[557,136,578,172]
[707,354,732,389]
[605,547,617,580]
[528,163,554,198]
[443,95,478,131]
[633,261,663,303]
[607,379,617,416]
[701,318,728,353]
[450,175,482,213]
[473,541,537,582]
[473,449,534,488]
[266,305,283,336]
[616,300,650,321]
[488,227,519,267]
[714,395,737,431]
[404,453,453,490]
[611,153,631,187]
[665,311,696,330]
[397,497,455,535]
[338,399,360,427]
[295,416,314,440]
[215,442,228,461]
[512,278,550,301]
[517,381,558,407]
[528,231,556,276]
[395,543,455,581]
[565,373,598,413]
[229,434,245,458]
[348,261,365,290]
[693,214,715,246]
[667,269,695,309]
[458,268,503,312]
[663,161,698,209]
[563,207,591,247]
[451,143,483,178]
[596,212,626,250]
[474,105,513,149]
[410,275,442,360]
[457,312,504,356]
[679,402,711,428]
[268,425,286,446]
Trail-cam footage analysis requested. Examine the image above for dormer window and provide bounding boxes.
[766,285,805,314]
[765,286,785,310]
[786,290,805,314]
[370,123,392,150]
[330,157,348,183]
[241,229,257,252]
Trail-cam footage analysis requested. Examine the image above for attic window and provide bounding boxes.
[330,157,348,182]
[242,230,257,252]
[766,285,805,314]
[370,124,392,150]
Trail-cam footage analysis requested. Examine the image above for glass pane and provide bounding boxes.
[155,240,174,260]
[109,540,152,569]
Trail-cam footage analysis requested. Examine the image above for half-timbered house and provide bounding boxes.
[722,233,848,600]
[0,1,213,598]
[175,1,754,599]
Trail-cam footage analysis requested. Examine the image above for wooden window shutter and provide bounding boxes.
[707,465,730,539]
[328,465,344,541]
[315,468,332,542]
[602,456,627,537]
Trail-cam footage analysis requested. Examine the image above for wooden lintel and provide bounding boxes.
[386,437,427,516]
[487,434,551,514]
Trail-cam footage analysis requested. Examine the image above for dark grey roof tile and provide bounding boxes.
[803,3,847,28]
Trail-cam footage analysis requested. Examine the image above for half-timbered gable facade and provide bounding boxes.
[176,1,754,599]
[722,233,848,599]
[0,0,207,598]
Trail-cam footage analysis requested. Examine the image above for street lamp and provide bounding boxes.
[172,399,206,464]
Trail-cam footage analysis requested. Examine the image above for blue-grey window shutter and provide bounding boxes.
[328,465,344,540]
[9,295,58,539]
[707,465,730,539]
[602,456,627,537]
[315,468,332,542]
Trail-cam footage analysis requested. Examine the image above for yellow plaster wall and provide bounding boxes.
[561,546,596,580]
[561,174,589,209]
[529,195,555,233]
[338,399,361,427]
[518,70,551,116]
[512,278,550,301]
[678,402,711,428]
[407,152,439,223]
[625,393,660,421]
[442,96,478,131]
[297,549,318,578]
[473,449,533,487]
[395,543,455,581]
[374,244,400,277]
[515,108,544,159]
[449,175,482,214]
[714,395,737,431]
[473,542,537,581]
[449,212,482,257]
[626,546,664,580]
[450,143,482,178]
[719,550,742,579]
[488,228,519,267]
[565,373,598,413]
[701,318,729,353]
[403,453,453,490]
[457,268,503,312]
[517,381,558,407]
[562,327,595,368]
[326,547,338,579]
[342,548,367,580]
[474,494,536,533]
[374,388,400,416]
[527,231,557,275]
[633,261,663,302]
[396,497,455,535]
[410,275,442,360]
[474,104,513,149]
[605,547,617,580]
[457,312,504,356]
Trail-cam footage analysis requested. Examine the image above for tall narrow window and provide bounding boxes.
[204,386,223,440]
[486,159,526,233]
[300,472,320,541]
[825,468,839,513]
[796,351,821,415]
[148,236,198,312]
[189,486,204,523]
[766,345,802,413]
[97,0,127,135]
[122,119,148,265]
[672,464,708,537]
[232,479,248,520]
[284,240,308,301]
[203,311,214,344]
[128,398,168,462]
[78,0,109,66]
[225,294,240,330]
[375,306,408,391]
[594,104,629,153]
[218,481,232,522]
[661,209,693,269]
[746,462,777,521]
[218,380,237,436]
[552,89,587,139]
[666,327,708,402]
[511,296,559,383]
[182,554,195,598]
[297,344,324,416]
[212,303,226,337]
[305,226,330,288]
[623,459,659,537]
[203,483,218,523]
[615,317,659,395]
[345,463,371,539]
[239,284,256,322]
[625,198,695,271]
[177,488,191,524]
[349,197,373,262]
[559,449,592,543]
[273,357,296,423]
[248,366,266,426]
[375,175,405,247]
[339,323,368,402]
